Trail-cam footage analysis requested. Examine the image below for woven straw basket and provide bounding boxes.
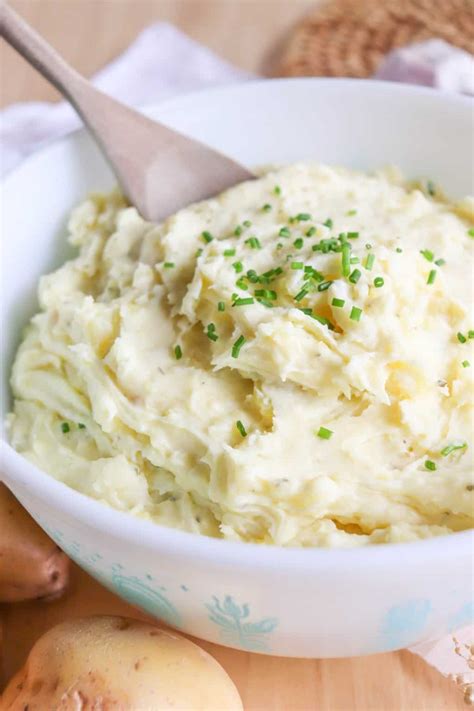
[277,0,473,78]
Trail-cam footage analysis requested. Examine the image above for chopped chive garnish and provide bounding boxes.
[206,323,218,341]
[279,227,291,238]
[427,269,437,285]
[255,289,277,300]
[396,247,403,253]
[243,220,252,228]
[218,301,225,312]
[469,330,474,339]
[256,297,274,308]
[365,243,372,250]
[233,261,244,273]
[196,248,203,257]
[246,269,259,283]
[276,242,283,250]
[313,239,339,253]
[467,227,474,237]
[349,268,362,284]
[374,277,384,288]
[420,249,434,262]
[323,218,333,228]
[462,360,470,368]
[427,180,436,196]
[332,297,345,308]
[296,213,311,222]
[338,232,347,243]
[341,242,351,277]
[233,297,254,307]
[303,267,321,281]
[350,257,360,265]
[262,203,272,212]
[434,258,445,266]
[306,226,316,237]
[224,248,236,257]
[234,225,243,236]
[78,423,86,429]
[245,236,262,249]
[304,267,322,281]
[317,426,333,440]
[299,307,313,316]
[274,267,283,276]
[317,280,333,292]
[457,332,467,343]
[350,306,362,322]
[293,238,304,249]
[347,231,359,240]
[174,345,182,360]
[235,277,248,290]
[425,460,436,471]
[441,443,467,456]
[236,420,247,437]
[274,185,281,195]
[347,209,357,216]
[232,335,246,358]
[61,422,70,433]
[163,262,175,268]
[294,286,309,302]
[202,230,213,243]
[291,261,304,270]
[364,253,375,270]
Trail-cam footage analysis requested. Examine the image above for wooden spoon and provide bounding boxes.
[0,3,254,221]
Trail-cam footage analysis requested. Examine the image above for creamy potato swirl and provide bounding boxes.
[8,163,474,547]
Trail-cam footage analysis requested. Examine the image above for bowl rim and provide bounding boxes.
[2,77,473,572]
[1,76,473,185]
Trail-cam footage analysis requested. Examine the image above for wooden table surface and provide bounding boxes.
[0,2,466,709]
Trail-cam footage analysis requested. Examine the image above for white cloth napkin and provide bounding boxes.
[376,38,474,95]
[1,20,472,694]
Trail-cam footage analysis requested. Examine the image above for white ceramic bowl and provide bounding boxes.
[1,79,473,658]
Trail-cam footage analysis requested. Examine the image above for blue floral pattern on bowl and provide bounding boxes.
[37,521,278,650]
[379,598,432,650]
[206,595,278,651]
[36,518,467,656]
[111,566,181,628]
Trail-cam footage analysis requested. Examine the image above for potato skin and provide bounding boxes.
[0,484,69,603]
[1,616,243,710]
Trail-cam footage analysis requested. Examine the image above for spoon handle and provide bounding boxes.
[0,3,85,105]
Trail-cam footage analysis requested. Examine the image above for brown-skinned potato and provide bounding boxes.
[0,483,69,603]
[1,616,244,710]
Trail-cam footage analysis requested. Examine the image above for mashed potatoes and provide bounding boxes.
[8,163,474,547]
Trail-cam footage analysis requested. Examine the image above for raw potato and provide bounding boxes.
[0,616,244,710]
[0,483,69,602]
